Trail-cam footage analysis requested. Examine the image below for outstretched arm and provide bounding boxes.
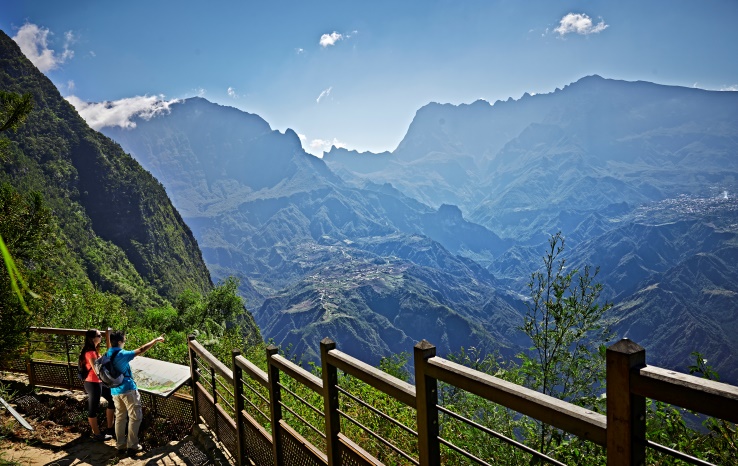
[134,335,165,356]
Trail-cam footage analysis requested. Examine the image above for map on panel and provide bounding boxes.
[129,357,191,398]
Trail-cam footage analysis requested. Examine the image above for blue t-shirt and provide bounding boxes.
[106,347,137,395]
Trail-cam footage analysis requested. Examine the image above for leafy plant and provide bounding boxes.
[518,232,612,454]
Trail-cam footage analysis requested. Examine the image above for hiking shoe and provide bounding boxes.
[93,433,112,441]
[126,444,144,455]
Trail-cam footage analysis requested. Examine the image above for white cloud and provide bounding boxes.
[720,85,738,91]
[12,23,75,72]
[227,87,238,98]
[554,13,608,36]
[67,80,75,92]
[296,48,304,54]
[65,95,180,130]
[316,86,333,103]
[89,51,96,58]
[319,31,343,47]
[306,137,346,156]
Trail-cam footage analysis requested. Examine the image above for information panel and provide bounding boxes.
[129,356,191,398]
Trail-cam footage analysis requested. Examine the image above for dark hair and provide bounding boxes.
[78,329,101,365]
[110,330,126,347]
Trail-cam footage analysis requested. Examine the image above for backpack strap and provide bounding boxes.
[110,348,132,379]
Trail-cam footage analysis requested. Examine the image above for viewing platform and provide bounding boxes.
[2,327,737,465]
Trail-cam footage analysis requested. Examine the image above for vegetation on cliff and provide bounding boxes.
[0,29,260,362]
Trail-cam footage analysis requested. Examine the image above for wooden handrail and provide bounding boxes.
[269,353,323,394]
[426,356,608,447]
[326,348,416,408]
[234,354,269,388]
[188,339,233,383]
[21,328,738,466]
[632,365,738,424]
[29,327,89,336]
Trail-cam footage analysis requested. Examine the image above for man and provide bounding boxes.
[106,331,165,454]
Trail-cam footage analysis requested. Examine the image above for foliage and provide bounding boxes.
[0,29,212,312]
[518,232,612,454]
[0,90,32,162]
[0,183,55,364]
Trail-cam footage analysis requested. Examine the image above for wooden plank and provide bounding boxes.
[270,354,323,393]
[632,365,738,424]
[321,338,341,466]
[267,346,285,466]
[606,339,646,466]
[235,354,269,388]
[189,339,234,383]
[29,327,88,336]
[338,433,383,466]
[0,396,33,431]
[326,349,416,408]
[414,340,439,466]
[426,356,607,446]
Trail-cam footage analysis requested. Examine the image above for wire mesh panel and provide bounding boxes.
[140,392,194,425]
[240,410,274,466]
[339,436,384,466]
[0,356,27,373]
[32,361,75,389]
[280,421,327,466]
[215,402,239,459]
[197,382,218,431]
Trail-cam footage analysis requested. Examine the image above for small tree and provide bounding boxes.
[519,232,612,455]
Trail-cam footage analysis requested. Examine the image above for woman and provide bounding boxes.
[78,329,115,441]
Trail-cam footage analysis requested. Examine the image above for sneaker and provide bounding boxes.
[93,433,112,441]
[105,427,116,439]
[126,444,144,455]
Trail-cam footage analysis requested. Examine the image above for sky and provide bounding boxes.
[2,0,737,157]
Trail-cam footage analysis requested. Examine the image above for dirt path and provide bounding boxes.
[2,435,211,465]
[1,375,216,465]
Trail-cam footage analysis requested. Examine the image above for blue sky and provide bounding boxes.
[2,0,737,156]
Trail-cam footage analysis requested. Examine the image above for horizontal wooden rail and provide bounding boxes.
[326,348,416,408]
[269,353,323,393]
[632,365,738,424]
[29,327,90,336]
[189,339,233,382]
[426,356,608,446]
[234,354,269,388]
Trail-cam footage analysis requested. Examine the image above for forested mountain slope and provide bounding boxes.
[0,30,212,309]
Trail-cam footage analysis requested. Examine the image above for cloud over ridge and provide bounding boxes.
[12,22,74,72]
[66,95,180,130]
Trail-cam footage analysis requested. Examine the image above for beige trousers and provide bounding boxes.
[112,389,142,449]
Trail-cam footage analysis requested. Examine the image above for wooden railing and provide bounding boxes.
[1,327,193,424]
[187,337,738,466]
[7,328,734,465]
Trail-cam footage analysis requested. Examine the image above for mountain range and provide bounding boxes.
[100,78,738,382]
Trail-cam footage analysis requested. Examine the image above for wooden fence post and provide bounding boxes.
[266,345,285,466]
[415,340,440,466]
[321,338,341,466]
[26,329,35,388]
[64,334,72,388]
[188,335,200,425]
[232,349,245,466]
[607,338,646,466]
